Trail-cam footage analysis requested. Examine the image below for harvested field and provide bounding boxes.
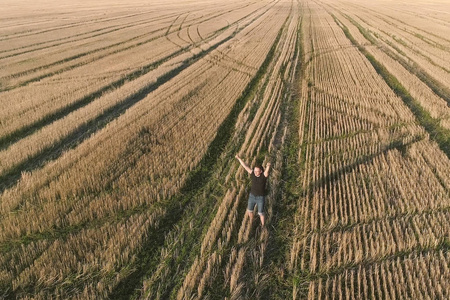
[0,0,449,299]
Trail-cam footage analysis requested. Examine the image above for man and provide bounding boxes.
[235,155,271,226]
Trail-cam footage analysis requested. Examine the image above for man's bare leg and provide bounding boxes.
[259,214,265,226]
[247,210,254,223]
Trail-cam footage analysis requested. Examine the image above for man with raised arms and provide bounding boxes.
[235,155,271,226]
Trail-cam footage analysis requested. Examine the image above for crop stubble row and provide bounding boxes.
[1,0,449,298]
[0,0,292,298]
[289,1,450,299]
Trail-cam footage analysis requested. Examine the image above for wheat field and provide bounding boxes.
[0,0,449,299]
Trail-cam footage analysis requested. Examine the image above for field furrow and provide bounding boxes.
[1,0,449,298]
[0,2,270,136]
[1,1,294,298]
[287,1,450,299]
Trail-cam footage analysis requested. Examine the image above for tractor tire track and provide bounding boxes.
[0,2,258,93]
[1,2,280,298]
[0,3,272,150]
[1,11,217,90]
[0,12,177,59]
[110,9,285,299]
[0,0,274,195]
[0,11,155,42]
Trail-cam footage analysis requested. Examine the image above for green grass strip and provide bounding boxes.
[111,11,288,300]
[332,14,450,159]
[344,14,450,107]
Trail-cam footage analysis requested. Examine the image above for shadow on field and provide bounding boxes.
[109,18,284,299]
[0,32,236,194]
[306,133,425,198]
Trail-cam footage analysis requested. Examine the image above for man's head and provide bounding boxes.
[253,165,264,177]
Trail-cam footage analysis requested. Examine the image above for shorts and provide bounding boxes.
[247,193,265,215]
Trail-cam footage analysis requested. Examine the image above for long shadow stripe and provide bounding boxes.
[109,9,285,299]
[0,46,187,150]
[0,2,254,91]
[0,32,236,194]
[0,2,270,150]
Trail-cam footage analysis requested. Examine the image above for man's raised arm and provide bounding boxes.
[235,155,252,174]
[264,162,271,177]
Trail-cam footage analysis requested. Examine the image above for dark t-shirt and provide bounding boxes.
[250,171,267,196]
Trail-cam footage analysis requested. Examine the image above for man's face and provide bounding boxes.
[254,167,262,177]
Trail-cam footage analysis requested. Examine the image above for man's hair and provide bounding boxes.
[254,165,264,172]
